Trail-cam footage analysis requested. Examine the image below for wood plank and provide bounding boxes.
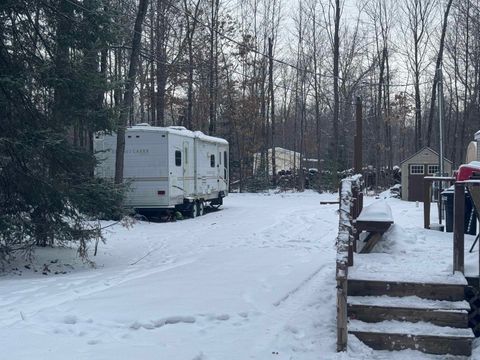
[347,279,465,301]
[348,304,468,328]
[359,232,382,254]
[356,221,392,233]
[349,331,472,356]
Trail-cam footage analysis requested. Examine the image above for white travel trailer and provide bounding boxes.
[94,124,229,217]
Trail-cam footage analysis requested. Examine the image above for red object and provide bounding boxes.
[456,162,480,181]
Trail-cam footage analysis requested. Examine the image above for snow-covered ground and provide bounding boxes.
[1,191,480,359]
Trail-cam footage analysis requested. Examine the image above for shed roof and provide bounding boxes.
[400,146,453,165]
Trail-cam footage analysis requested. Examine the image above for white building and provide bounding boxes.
[253,147,301,175]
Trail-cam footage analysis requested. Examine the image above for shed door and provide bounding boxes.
[408,164,425,202]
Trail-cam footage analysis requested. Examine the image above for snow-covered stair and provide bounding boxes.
[349,319,474,356]
[348,295,470,328]
[347,275,475,356]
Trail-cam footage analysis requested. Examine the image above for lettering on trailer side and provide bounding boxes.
[125,149,149,154]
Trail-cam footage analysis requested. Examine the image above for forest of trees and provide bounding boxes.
[1,0,480,258]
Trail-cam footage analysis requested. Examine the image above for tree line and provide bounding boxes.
[1,0,479,259]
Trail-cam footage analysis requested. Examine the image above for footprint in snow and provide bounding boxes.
[238,312,249,318]
[63,315,78,325]
[130,316,196,330]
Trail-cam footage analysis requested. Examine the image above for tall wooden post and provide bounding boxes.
[424,180,431,229]
[349,187,357,264]
[268,37,276,186]
[336,261,348,351]
[453,182,465,273]
[354,97,363,174]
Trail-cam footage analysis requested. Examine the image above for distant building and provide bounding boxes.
[253,147,302,175]
[253,147,320,175]
[466,141,477,163]
[400,147,452,202]
[473,130,480,161]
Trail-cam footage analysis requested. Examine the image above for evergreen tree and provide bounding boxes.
[0,0,123,262]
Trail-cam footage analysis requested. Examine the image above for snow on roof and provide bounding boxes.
[128,125,228,144]
[193,131,229,145]
[400,146,452,165]
[356,201,393,223]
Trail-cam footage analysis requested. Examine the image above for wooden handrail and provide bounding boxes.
[423,176,456,229]
[336,175,363,352]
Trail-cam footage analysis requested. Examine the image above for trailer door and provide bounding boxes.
[183,140,194,197]
[171,145,184,202]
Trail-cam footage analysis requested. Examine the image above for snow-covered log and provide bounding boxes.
[336,174,363,352]
[336,174,363,268]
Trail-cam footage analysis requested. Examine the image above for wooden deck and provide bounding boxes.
[347,241,475,356]
[335,175,477,356]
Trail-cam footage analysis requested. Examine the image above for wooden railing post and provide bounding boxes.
[424,179,431,229]
[358,191,363,214]
[336,175,362,352]
[349,186,358,264]
[336,262,348,352]
[453,182,465,273]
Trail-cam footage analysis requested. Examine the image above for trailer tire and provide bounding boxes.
[197,201,205,216]
[210,196,223,210]
[188,202,197,218]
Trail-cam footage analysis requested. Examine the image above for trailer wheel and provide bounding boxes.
[188,202,197,218]
[197,201,205,216]
[210,196,223,210]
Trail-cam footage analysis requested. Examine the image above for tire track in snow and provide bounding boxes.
[272,263,329,307]
[246,262,336,358]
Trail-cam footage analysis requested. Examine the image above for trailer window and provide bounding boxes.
[210,154,215,167]
[224,151,228,179]
[175,150,182,166]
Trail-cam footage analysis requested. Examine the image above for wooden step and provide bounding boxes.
[348,278,466,301]
[349,320,474,356]
[348,296,470,328]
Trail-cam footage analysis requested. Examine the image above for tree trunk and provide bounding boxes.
[155,0,168,126]
[149,2,156,124]
[114,0,149,184]
[331,0,341,180]
[426,0,453,147]
[208,0,219,135]
[183,0,201,130]
[53,0,73,128]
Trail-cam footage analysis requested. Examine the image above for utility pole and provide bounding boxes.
[438,64,445,177]
[268,37,276,186]
[437,63,445,224]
